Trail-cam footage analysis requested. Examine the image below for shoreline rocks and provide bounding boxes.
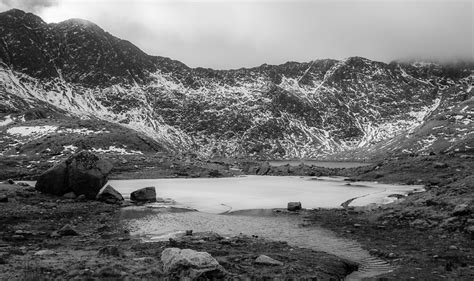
[35,151,113,199]
[130,187,156,202]
[288,202,302,211]
[96,185,124,204]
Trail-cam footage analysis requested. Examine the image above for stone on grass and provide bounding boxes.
[287,202,302,211]
[34,250,55,256]
[256,162,271,175]
[35,151,113,199]
[96,185,124,204]
[452,204,471,216]
[433,162,448,169]
[161,248,225,279]
[130,187,156,202]
[95,266,125,278]
[57,224,79,236]
[0,252,8,264]
[254,255,283,266]
[63,192,77,199]
[97,245,125,258]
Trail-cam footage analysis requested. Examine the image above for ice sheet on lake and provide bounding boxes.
[111,176,422,213]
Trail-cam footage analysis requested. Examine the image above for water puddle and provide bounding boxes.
[121,208,393,280]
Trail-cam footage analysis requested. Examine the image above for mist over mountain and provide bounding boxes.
[1,9,472,160]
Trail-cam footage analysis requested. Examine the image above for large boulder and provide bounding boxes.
[96,185,124,204]
[287,202,302,211]
[161,248,225,279]
[36,151,113,199]
[130,187,156,202]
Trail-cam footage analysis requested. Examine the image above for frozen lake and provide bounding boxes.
[268,161,372,168]
[110,176,423,213]
[113,176,423,279]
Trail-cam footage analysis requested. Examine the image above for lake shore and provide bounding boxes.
[0,152,472,279]
[0,182,357,280]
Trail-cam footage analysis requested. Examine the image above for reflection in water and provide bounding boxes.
[122,209,393,280]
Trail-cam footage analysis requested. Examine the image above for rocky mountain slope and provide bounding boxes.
[0,9,472,160]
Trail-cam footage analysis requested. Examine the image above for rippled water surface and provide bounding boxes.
[115,176,423,279]
[122,209,393,280]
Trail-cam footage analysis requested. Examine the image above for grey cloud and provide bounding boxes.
[1,0,58,13]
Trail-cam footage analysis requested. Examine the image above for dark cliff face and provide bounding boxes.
[0,9,164,85]
[0,9,472,159]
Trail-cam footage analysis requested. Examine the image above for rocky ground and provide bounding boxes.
[306,153,474,280]
[0,152,473,280]
[0,182,357,280]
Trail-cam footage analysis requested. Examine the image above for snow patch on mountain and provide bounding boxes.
[7,125,58,137]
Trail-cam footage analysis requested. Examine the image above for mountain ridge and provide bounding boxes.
[0,9,472,161]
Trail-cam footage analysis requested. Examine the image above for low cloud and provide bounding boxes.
[1,1,472,68]
[1,0,58,13]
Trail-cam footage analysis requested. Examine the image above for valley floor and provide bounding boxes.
[0,153,472,280]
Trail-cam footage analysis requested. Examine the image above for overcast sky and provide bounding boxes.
[1,0,472,69]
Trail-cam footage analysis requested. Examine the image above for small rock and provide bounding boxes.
[448,245,458,250]
[95,266,124,278]
[76,194,87,201]
[254,255,283,266]
[433,162,448,169]
[369,249,379,255]
[130,187,156,202]
[57,224,79,236]
[96,185,124,204]
[410,219,429,229]
[387,253,397,259]
[97,245,125,258]
[14,230,32,235]
[0,196,8,203]
[0,252,8,264]
[185,230,193,236]
[161,248,225,278]
[451,204,471,216]
[466,225,474,235]
[34,250,55,256]
[6,179,15,184]
[287,202,302,211]
[11,235,25,241]
[63,192,77,199]
[353,223,362,228]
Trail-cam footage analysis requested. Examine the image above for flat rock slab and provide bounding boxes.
[255,255,284,266]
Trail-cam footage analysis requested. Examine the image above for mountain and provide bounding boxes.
[0,9,473,161]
